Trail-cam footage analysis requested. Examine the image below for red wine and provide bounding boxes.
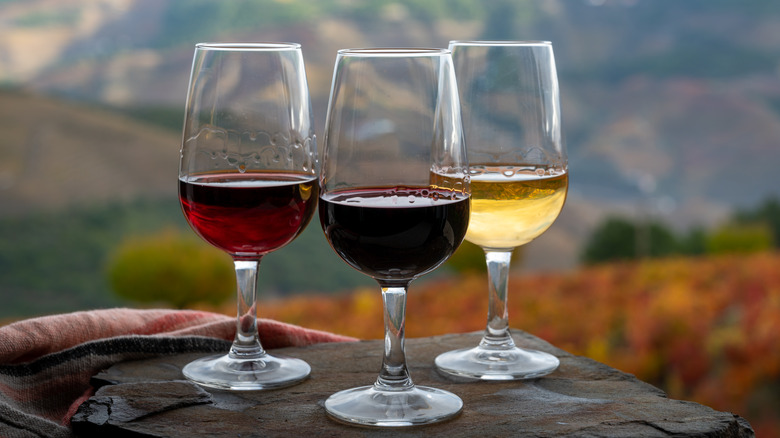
[319,187,470,283]
[179,171,318,259]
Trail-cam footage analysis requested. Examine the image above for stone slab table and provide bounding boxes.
[71,331,754,437]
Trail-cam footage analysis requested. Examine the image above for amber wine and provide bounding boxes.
[465,165,568,250]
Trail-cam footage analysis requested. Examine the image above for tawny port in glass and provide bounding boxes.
[179,43,318,390]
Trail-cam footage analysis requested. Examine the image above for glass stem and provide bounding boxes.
[480,250,517,350]
[229,259,266,359]
[375,285,414,391]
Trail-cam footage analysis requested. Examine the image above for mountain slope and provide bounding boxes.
[0,90,181,216]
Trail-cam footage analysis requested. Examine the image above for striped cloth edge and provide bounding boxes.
[0,308,356,438]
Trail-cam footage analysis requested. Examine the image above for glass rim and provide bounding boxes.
[337,47,451,57]
[195,42,302,51]
[449,40,552,47]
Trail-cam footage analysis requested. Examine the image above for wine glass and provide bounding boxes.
[178,43,318,390]
[319,48,469,426]
[434,41,568,380]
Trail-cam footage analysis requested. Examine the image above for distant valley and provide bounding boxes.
[2,0,780,273]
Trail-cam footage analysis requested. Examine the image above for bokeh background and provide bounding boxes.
[1,0,778,435]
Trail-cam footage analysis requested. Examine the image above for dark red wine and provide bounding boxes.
[319,186,470,284]
[179,171,318,259]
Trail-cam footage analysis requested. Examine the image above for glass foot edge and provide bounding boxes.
[325,385,463,427]
[434,346,560,380]
[182,352,311,391]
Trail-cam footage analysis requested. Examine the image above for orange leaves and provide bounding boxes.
[202,250,780,433]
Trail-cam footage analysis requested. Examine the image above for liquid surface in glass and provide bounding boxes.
[465,164,568,250]
[179,170,318,258]
[319,186,470,281]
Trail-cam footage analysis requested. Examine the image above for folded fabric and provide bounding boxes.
[0,308,356,438]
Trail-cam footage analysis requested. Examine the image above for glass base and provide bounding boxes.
[435,345,559,380]
[182,352,311,391]
[325,385,463,427]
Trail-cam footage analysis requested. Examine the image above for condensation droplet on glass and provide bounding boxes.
[421,189,429,197]
[536,168,546,177]
[407,195,415,204]
[503,169,515,177]
[238,163,246,173]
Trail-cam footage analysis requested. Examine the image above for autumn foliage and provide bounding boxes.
[205,251,780,436]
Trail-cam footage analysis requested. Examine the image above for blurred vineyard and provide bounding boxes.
[202,250,780,436]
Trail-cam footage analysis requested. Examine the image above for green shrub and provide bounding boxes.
[445,241,485,274]
[734,197,780,247]
[705,223,774,255]
[107,229,234,308]
[581,217,681,264]
[445,241,524,274]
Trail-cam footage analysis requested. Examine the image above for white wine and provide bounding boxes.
[465,165,568,250]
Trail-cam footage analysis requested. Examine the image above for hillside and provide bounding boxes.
[0,0,779,295]
[0,89,583,318]
[2,0,777,223]
[0,90,181,216]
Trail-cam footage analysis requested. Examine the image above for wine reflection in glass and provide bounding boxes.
[434,41,569,380]
[178,43,318,390]
[319,48,470,426]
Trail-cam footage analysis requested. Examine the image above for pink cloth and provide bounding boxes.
[0,308,354,364]
[0,308,356,438]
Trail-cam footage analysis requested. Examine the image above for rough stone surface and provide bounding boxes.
[71,331,754,437]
